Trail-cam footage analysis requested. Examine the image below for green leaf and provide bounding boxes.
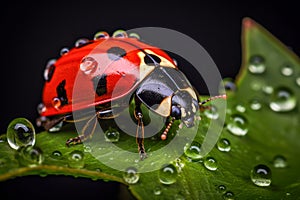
[1,17,300,199]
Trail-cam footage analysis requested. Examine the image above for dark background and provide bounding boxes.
[0,1,299,199]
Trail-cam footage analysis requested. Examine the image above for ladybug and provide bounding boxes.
[37,30,226,160]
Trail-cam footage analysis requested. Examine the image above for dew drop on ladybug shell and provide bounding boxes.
[75,38,90,48]
[37,103,46,114]
[80,57,98,75]
[94,31,110,40]
[44,59,56,82]
[52,97,62,110]
[128,32,140,39]
[112,30,128,38]
[60,47,69,56]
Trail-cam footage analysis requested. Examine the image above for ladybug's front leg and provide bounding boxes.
[134,99,147,160]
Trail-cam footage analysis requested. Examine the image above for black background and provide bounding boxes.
[0,1,299,199]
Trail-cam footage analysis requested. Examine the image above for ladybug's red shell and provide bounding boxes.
[41,37,176,117]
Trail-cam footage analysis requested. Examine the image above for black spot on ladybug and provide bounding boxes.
[56,80,68,106]
[107,47,127,61]
[46,64,55,82]
[92,74,107,96]
[144,54,161,66]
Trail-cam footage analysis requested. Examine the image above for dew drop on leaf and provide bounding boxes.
[123,167,139,184]
[219,78,236,94]
[250,164,272,187]
[7,118,36,150]
[18,146,44,167]
[184,141,202,160]
[153,186,162,195]
[204,157,218,171]
[296,77,300,87]
[51,150,62,159]
[222,191,235,200]
[269,87,297,112]
[104,128,120,142]
[68,150,85,169]
[159,164,178,185]
[249,99,262,111]
[235,104,246,113]
[248,55,266,74]
[204,105,219,119]
[280,64,294,76]
[217,138,231,152]
[217,185,226,193]
[273,155,287,168]
[227,114,248,136]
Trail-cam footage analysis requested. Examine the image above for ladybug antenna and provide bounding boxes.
[199,94,227,106]
[161,117,175,140]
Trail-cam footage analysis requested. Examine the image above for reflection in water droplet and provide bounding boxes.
[250,99,262,111]
[159,164,178,185]
[235,104,246,113]
[219,78,236,94]
[204,157,218,171]
[248,55,266,74]
[153,186,162,195]
[104,128,120,142]
[18,146,44,167]
[269,87,297,112]
[273,155,287,168]
[251,164,272,187]
[112,30,128,38]
[51,150,62,159]
[7,118,36,150]
[227,114,248,136]
[123,167,139,184]
[217,138,231,152]
[60,47,69,56]
[129,32,140,39]
[281,64,294,76]
[68,150,85,169]
[204,105,219,119]
[184,141,202,160]
[80,57,98,75]
[217,185,226,193]
[222,191,235,200]
[75,38,89,47]
[94,31,109,40]
[44,59,56,82]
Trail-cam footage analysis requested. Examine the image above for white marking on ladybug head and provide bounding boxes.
[137,51,155,80]
[155,96,172,117]
[181,107,187,118]
[192,103,197,113]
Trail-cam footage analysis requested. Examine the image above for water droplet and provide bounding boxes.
[262,85,274,95]
[250,99,262,111]
[184,141,202,160]
[51,150,62,159]
[250,164,272,187]
[217,138,231,152]
[248,55,266,74]
[296,77,300,87]
[174,158,185,172]
[159,164,178,185]
[60,47,69,56]
[269,87,297,112]
[94,31,109,40]
[281,64,294,76]
[123,167,139,184]
[112,30,128,38]
[80,57,98,75]
[273,155,287,168]
[37,103,46,114]
[235,104,246,113]
[52,97,61,110]
[128,32,140,39]
[75,38,90,47]
[83,145,92,153]
[204,157,218,171]
[18,146,44,167]
[153,186,162,195]
[204,105,219,119]
[219,78,236,94]
[222,191,235,200]
[68,150,84,169]
[104,128,120,142]
[217,185,226,193]
[227,114,248,136]
[49,121,63,132]
[7,118,36,150]
[44,59,56,82]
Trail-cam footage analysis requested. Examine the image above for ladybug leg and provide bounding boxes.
[161,117,175,140]
[134,101,147,160]
[66,114,98,146]
[198,94,227,109]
